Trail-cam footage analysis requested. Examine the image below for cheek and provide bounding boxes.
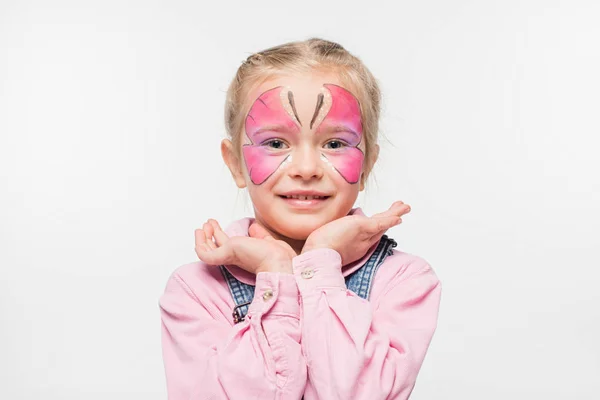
[242,145,289,185]
[322,148,364,184]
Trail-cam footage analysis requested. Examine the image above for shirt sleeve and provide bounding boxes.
[159,269,307,400]
[293,248,442,400]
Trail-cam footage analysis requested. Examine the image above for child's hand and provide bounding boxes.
[302,201,411,265]
[195,219,296,274]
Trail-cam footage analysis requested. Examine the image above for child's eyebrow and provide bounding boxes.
[318,124,360,138]
[253,125,297,135]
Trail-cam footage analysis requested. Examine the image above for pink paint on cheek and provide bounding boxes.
[243,86,299,185]
[242,145,289,185]
[317,84,364,183]
[324,148,364,184]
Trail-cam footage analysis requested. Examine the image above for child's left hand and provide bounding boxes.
[302,201,411,265]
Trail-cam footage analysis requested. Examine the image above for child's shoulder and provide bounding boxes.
[383,248,437,277]
[371,247,440,297]
[164,260,224,296]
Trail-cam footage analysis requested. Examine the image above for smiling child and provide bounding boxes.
[159,38,442,400]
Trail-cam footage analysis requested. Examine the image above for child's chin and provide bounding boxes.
[275,216,331,240]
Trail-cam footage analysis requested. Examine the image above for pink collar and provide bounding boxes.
[221,208,381,285]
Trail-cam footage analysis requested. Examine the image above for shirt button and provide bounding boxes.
[262,289,273,301]
[301,269,315,279]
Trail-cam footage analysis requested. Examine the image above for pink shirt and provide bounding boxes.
[159,208,442,399]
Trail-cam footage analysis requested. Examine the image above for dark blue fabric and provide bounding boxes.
[344,234,397,300]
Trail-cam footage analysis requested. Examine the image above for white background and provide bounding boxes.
[1,0,599,399]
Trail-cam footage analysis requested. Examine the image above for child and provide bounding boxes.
[159,38,442,400]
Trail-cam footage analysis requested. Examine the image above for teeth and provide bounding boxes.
[284,195,325,200]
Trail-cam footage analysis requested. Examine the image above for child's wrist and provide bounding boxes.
[301,244,328,254]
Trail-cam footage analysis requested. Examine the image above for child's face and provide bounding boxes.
[234,71,373,240]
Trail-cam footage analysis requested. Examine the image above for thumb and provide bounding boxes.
[249,222,275,240]
[196,242,233,266]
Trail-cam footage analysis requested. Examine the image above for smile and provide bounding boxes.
[278,195,331,208]
[281,195,329,200]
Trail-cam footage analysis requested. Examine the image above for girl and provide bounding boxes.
[159,38,442,400]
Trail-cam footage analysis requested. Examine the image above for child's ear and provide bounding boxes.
[221,139,247,189]
[360,143,379,191]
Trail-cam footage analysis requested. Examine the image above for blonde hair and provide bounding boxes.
[224,38,382,186]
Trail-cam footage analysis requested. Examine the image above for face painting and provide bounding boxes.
[313,84,364,184]
[242,86,299,185]
[242,83,364,185]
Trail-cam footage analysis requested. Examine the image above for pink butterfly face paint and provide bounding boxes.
[313,84,364,184]
[243,86,301,185]
[242,83,364,185]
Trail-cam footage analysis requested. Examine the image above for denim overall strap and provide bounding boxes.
[219,265,255,323]
[219,235,397,324]
[344,234,397,300]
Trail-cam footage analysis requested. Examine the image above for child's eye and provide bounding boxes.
[324,140,348,150]
[262,139,289,150]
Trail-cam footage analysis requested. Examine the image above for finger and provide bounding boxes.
[372,201,405,219]
[368,214,401,233]
[195,220,215,248]
[203,222,217,250]
[249,222,274,240]
[208,219,229,246]
[390,201,409,214]
[397,203,411,216]
[248,222,263,238]
[369,216,402,237]
[195,228,206,249]
[379,204,410,220]
[195,242,232,266]
[194,234,211,260]
[194,242,210,254]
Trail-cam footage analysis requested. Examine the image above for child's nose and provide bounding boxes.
[288,145,324,180]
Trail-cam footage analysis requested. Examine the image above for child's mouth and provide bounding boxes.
[278,195,332,208]
[279,195,330,200]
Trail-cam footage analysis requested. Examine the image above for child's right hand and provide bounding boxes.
[195,219,296,275]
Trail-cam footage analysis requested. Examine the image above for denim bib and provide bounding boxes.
[219,235,397,324]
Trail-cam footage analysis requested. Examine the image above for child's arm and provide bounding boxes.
[159,266,306,400]
[295,249,442,400]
